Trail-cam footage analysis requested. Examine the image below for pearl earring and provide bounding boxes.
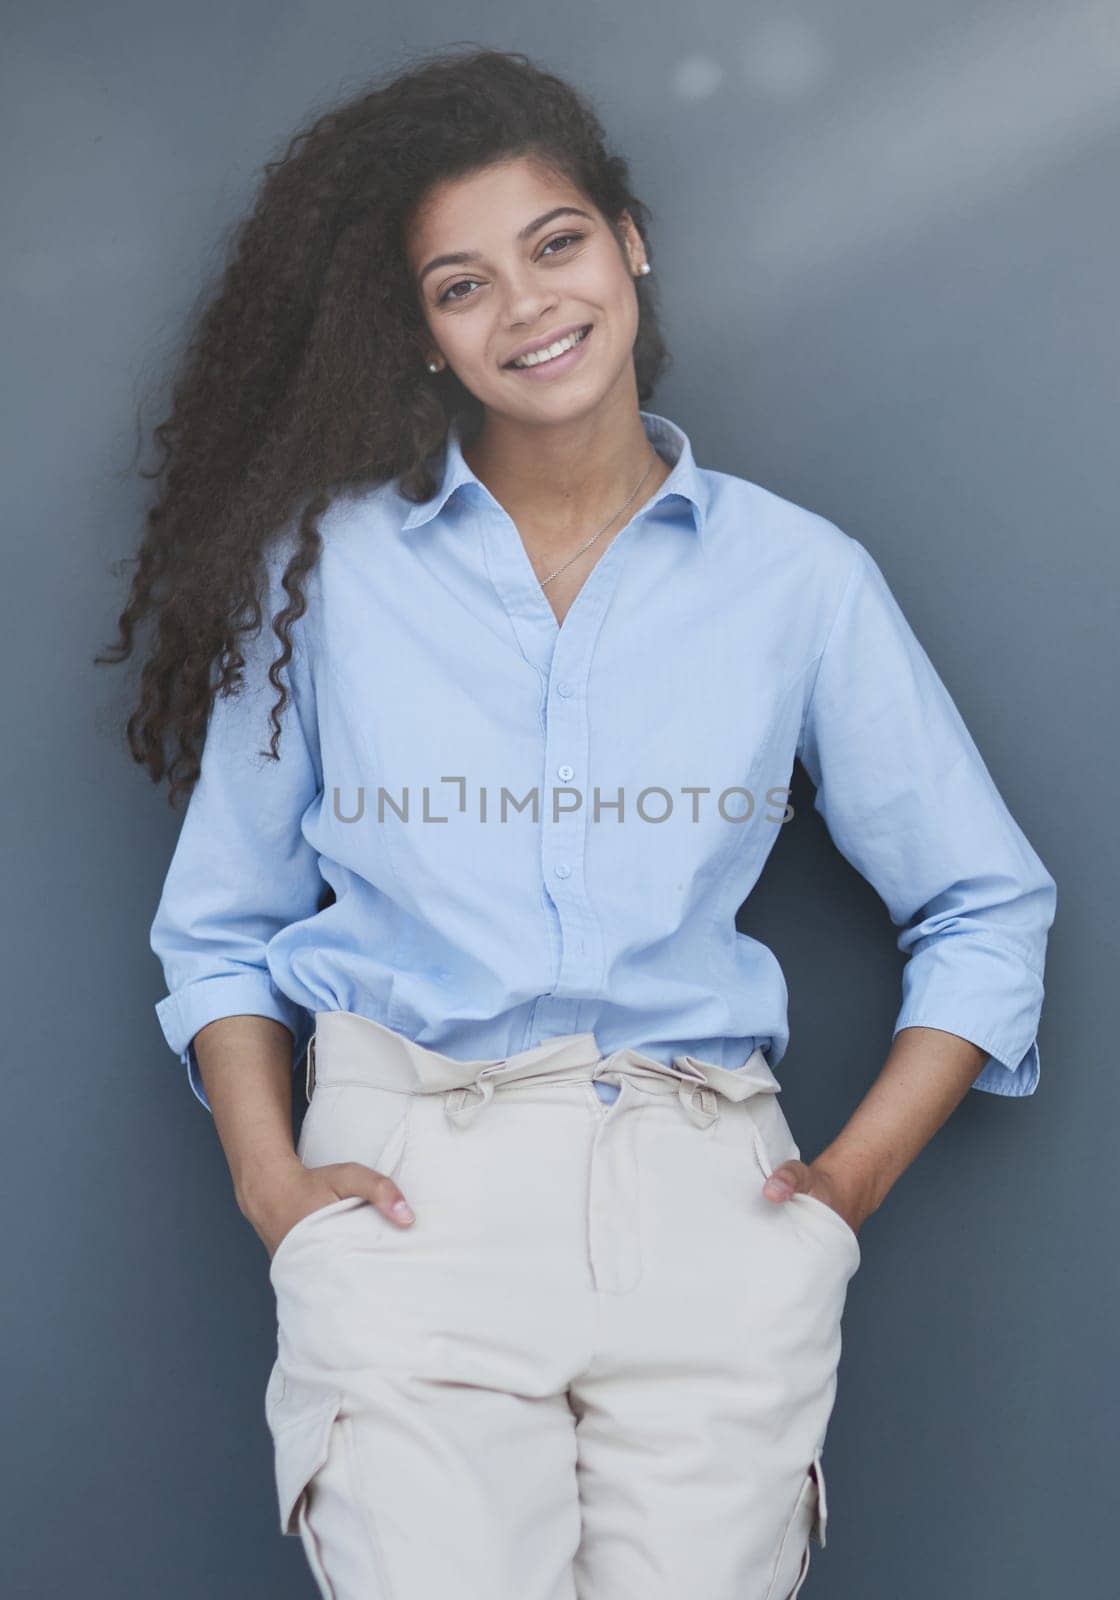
[637,262,651,275]
[427,361,441,372]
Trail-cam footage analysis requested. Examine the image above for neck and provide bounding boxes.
[461,391,668,537]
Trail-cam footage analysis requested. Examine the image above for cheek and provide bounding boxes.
[594,279,640,356]
[583,257,638,324]
[440,319,494,375]
[581,254,628,305]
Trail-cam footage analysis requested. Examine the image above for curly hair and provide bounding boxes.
[99,43,671,809]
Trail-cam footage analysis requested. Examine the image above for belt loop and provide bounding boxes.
[678,1080,719,1128]
[445,1077,498,1127]
[304,1032,317,1102]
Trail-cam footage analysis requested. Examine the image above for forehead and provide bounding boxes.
[405,156,590,258]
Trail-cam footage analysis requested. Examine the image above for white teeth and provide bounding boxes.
[511,326,588,368]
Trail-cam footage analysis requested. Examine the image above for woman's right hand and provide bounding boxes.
[244,1157,416,1260]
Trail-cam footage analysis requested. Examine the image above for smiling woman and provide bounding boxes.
[402,151,675,624]
[111,38,1055,1600]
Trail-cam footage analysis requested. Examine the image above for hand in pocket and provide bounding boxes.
[246,1158,417,1260]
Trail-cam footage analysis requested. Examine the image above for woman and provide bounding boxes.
[109,45,1056,1600]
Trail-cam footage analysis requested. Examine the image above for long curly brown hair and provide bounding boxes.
[99,43,671,809]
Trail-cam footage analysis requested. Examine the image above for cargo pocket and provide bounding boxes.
[264,1362,344,1545]
[765,1448,829,1600]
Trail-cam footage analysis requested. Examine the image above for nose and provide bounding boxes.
[500,267,560,330]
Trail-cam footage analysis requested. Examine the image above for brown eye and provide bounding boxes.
[437,279,480,306]
[541,232,584,256]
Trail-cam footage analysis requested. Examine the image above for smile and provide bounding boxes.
[506,325,592,371]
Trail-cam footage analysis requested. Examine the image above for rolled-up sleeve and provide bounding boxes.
[797,536,1057,1097]
[149,546,323,1113]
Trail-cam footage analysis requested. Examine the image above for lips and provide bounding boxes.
[503,324,592,369]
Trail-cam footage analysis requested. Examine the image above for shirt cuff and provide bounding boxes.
[892,1018,1040,1098]
[154,975,308,1115]
[892,939,1046,1099]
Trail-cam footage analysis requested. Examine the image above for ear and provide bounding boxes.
[616,209,648,274]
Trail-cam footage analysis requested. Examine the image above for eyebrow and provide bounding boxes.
[416,206,595,289]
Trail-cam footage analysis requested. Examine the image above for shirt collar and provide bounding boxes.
[400,408,710,546]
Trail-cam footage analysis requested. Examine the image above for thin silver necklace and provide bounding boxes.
[538,453,659,588]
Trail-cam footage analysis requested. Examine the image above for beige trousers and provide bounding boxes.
[263,1011,862,1599]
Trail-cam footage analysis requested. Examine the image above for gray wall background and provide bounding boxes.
[2,2,1113,1594]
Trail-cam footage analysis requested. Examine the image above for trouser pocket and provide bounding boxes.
[741,1092,862,1274]
[765,1448,829,1599]
[266,1083,413,1281]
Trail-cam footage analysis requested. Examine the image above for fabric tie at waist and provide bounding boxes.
[303,1010,780,1130]
[304,1010,781,1295]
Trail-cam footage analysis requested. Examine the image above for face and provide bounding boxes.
[405,155,648,425]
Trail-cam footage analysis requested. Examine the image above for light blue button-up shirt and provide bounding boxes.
[150,409,1056,1114]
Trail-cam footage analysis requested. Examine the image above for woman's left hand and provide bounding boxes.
[762,1159,868,1238]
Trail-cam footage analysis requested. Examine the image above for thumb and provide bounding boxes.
[763,1159,809,1203]
[336,1160,415,1226]
[371,1169,415,1225]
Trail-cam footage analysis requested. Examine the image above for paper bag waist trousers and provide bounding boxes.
[263,1010,862,1599]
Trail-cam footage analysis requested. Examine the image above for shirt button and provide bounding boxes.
[557,764,575,781]
[556,681,573,697]
[555,862,571,878]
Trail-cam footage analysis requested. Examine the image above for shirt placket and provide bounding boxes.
[477,499,637,1045]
